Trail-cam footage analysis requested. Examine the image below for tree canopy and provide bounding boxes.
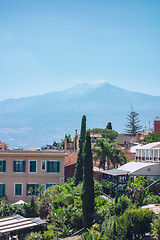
[125,108,142,136]
[90,128,118,141]
[106,122,112,130]
[93,138,127,170]
[143,131,160,143]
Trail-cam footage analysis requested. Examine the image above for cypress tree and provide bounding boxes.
[74,115,86,185]
[82,131,94,229]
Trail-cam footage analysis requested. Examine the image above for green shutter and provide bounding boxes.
[36,184,39,195]
[13,160,16,172]
[2,160,6,172]
[23,161,26,172]
[26,184,30,195]
[15,184,22,196]
[57,161,60,172]
[46,184,50,189]
[30,161,36,172]
[2,184,5,197]
[47,161,50,172]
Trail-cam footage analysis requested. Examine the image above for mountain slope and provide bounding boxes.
[0,82,160,149]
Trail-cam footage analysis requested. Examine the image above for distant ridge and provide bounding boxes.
[0,82,160,149]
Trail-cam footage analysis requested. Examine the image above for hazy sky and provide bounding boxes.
[0,0,160,101]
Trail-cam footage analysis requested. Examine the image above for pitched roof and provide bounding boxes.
[136,142,160,150]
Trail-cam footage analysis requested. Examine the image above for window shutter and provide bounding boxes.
[13,160,16,172]
[47,161,50,172]
[36,184,39,195]
[3,160,6,172]
[2,184,5,197]
[26,184,30,195]
[46,184,50,189]
[30,161,36,172]
[57,161,60,172]
[23,161,26,172]
[33,161,36,172]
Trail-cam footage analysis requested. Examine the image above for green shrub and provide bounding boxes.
[25,231,43,240]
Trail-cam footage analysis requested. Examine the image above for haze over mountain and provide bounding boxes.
[0,82,160,149]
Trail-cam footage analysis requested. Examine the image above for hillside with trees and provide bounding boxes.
[0,116,160,239]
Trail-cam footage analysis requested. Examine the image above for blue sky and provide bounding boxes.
[0,0,160,101]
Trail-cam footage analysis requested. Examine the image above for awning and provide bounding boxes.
[12,200,26,205]
[101,168,130,176]
[0,215,47,235]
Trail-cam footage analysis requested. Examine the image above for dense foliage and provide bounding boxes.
[0,177,159,239]
[143,131,160,143]
[93,138,127,170]
[90,128,118,141]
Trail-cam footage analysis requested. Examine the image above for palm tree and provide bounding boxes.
[92,138,112,170]
[93,138,127,170]
[110,143,127,168]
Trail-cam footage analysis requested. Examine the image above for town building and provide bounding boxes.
[0,141,8,150]
[102,142,160,193]
[0,150,66,204]
[64,129,102,151]
[135,142,160,162]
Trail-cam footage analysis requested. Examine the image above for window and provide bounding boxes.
[15,184,22,196]
[0,184,5,198]
[0,160,6,172]
[46,183,55,189]
[41,160,46,171]
[29,160,37,173]
[47,161,60,173]
[26,183,39,195]
[13,160,26,172]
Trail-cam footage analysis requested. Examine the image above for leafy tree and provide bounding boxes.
[151,215,160,240]
[119,208,154,239]
[74,115,86,185]
[82,131,94,229]
[143,193,160,205]
[114,195,134,216]
[125,107,142,136]
[143,131,160,143]
[24,197,38,217]
[106,122,112,130]
[0,198,11,217]
[91,128,118,141]
[126,176,148,206]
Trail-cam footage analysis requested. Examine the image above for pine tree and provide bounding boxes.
[125,108,142,136]
[106,122,112,130]
[74,115,86,185]
[82,131,94,229]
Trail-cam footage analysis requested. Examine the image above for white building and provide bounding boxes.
[135,142,160,162]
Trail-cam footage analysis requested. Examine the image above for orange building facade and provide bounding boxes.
[0,150,66,203]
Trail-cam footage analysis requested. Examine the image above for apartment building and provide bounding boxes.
[136,142,160,162]
[0,150,66,203]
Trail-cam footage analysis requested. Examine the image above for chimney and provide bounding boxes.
[64,134,67,151]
